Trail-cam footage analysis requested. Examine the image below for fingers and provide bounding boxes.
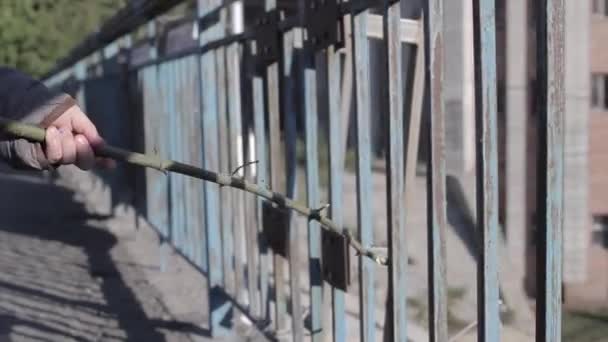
[44,105,109,170]
[60,129,77,165]
[66,106,103,146]
[44,126,62,164]
[45,127,98,170]
[75,134,95,170]
[95,157,117,169]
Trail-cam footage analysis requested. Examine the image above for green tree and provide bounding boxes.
[0,0,125,77]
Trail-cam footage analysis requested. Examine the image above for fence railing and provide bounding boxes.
[44,0,565,341]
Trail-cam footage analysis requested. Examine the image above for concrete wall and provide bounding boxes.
[443,0,475,177]
[562,0,591,287]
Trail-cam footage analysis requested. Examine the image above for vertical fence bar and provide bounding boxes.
[472,0,501,340]
[160,61,174,272]
[176,59,185,251]
[283,27,304,342]
[143,21,170,254]
[183,57,193,258]
[296,2,323,338]
[176,60,185,252]
[227,40,247,306]
[158,64,171,272]
[180,57,188,256]
[217,30,235,296]
[536,0,565,340]
[351,8,375,342]
[230,0,259,314]
[158,62,169,239]
[145,24,172,266]
[263,0,288,333]
[423,0,449,340]
[383,1,407,341]
[185,55,204,269]
[253,70,270,321]
[176,59,186,254]
[327,43,347,342]
[198,0,231,335]
[304,51,324,342]
[226,38,251,311]
[168,60,179,251]
[173,59,182,252]
[340,16,353,156]
[181,56,200,260]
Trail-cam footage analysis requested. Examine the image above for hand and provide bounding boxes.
[43,105,114,170]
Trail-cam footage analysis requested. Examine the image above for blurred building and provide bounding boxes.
[501,1,608,308]
[444,0,606,310]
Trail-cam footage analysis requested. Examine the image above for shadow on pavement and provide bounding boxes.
[0,173,207,341]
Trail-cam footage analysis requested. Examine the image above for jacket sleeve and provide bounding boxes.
[0,67,76,170]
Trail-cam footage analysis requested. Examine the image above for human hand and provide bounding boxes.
[43,105,114,170]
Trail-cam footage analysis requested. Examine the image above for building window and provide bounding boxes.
[593,0,608,15]
[591,74,608,110]
[592,216,608,248]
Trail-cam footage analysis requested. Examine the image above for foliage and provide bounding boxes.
[0,0,125,77]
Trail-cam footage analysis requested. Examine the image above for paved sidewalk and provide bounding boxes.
[0,172,233,342]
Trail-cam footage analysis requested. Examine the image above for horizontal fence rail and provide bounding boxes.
[42,0,565,341]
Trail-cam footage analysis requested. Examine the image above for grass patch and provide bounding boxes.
[563,309,608,342]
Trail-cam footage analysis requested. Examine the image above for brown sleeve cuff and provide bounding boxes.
[38,96,77,128]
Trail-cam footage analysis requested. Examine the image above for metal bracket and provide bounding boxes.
[253,9,281,69]
[261,200,289,257]
[322,227,350,291]
[304,0,343,52]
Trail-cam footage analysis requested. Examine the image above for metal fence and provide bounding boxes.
[44,0,564,341]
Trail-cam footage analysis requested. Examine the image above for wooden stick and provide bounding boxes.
[0,116,388,266]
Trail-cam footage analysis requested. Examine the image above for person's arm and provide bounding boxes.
[0,67,103,170]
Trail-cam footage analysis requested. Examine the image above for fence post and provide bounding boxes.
[472,0,501,340]
[283,27,304,342]
[536,0,565,341]
[252,43,270,325]
[423,0,449,340]
[351,7,376,342]
[327,37,347,342]
[383,1,408,341]
[197,0,232,336]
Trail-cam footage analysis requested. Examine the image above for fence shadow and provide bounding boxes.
[0,174,208,341]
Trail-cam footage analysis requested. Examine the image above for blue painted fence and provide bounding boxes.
[44,0,564,341]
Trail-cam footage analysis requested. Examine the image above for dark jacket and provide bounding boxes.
[0,67,75,170]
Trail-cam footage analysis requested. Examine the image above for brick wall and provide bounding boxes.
[591,16,608,73]
[589,111,608,214]
[564,9,607,308]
